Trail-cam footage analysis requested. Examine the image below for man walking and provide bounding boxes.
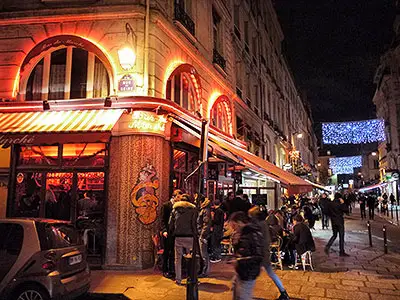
[359,193,367,220]
[169,194,197,285]
[229,211,264,300]
[367,194,376,220]
[319,193,330,230]
[160,189,182,278]
[325,193,349,257]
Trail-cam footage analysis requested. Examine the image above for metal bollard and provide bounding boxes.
[396,205,399,223]
[383,225,388,254]
[391,205,394,219]
[367,221,372,247]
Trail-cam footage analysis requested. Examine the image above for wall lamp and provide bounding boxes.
[43,100,50,111]
[118,23,137,71]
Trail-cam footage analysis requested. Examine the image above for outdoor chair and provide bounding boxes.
[270,236,283,270]
[294,250,314,271]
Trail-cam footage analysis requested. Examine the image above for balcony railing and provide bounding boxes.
[236,87,243,99]
[174,3,195,37]
[213,48,226,70]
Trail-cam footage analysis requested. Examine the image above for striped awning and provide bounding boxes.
[0,109,124,133]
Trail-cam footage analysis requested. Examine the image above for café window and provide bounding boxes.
[166,64,201,114]
[25,47,110,101]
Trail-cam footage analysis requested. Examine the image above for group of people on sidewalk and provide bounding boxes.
[159,188,329,299]
[358,192,397,220]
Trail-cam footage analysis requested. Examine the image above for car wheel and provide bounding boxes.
[13,284,50,300]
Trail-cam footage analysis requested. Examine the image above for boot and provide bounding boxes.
[277,290,290,300]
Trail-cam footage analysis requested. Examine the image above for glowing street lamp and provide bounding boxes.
[118,47,136,70]
[296,132,303,139]
[371,152,377,156]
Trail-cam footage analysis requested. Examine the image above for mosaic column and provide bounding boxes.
[105,134,171,269]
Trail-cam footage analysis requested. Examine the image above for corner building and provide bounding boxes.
[0,0,316,269]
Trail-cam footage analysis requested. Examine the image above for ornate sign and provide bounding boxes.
[128,111,167,134]
[118,74,136,92]
[0,134,36,147]
[130,163,159,225]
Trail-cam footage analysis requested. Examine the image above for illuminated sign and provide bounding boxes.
[0,134,36,146]
[118,74,136,92]
[113,111,170,138]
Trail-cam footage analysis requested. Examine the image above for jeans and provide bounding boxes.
[326,223,345,254]
[174,237,193,282]
[210,232,222,260]
[322,214,330,229]
[232,274,256,300]
[199,238,210,275]
[264,264,285,292]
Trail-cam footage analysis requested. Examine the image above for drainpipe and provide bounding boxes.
[143,0,150,96]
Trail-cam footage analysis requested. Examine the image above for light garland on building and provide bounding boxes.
[329,156,362,175]
[322,119,385,145]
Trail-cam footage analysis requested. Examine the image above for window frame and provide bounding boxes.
[20,45,112,101]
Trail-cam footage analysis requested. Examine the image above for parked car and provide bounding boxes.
[0,218,90,300]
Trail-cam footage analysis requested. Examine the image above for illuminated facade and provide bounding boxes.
[0,0,315,268]
[373,4,400,199]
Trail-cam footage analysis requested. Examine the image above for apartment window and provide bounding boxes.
[211,102,228,133]
[26,47,110,101]
[174,0,195,36]
[244,21,249,49]
[233,5,241,39]
[212,8,226,70]
[166,64,201,114]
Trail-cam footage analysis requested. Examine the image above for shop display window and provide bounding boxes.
[62,143,106,167]
[173,148,199,195]
[45,172,73,221]
[18,146,59,166]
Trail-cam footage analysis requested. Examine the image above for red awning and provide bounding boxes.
[0,109,124,146]
[209,134,313,194]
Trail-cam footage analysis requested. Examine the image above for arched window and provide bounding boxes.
[210,95,232,134]
[24,47,110,101]
[166,64,201,113]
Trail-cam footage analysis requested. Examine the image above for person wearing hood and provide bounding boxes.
[169,193,197,285]
[197,194,212,277]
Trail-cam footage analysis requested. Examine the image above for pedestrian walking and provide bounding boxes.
[210,199,224,263]
[359,193,367,220]
[367,194,376,220]
[324,193,349,257]
[169,194,197,285]
[197,194,211,277]
[319,193,330,229]
[160,189,182,278]
[348,192,356,214]
[390,193,396,206]
[229,211,264,300]
[248,207,290,300]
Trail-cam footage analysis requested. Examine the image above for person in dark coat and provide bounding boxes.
[390,193,396,206]
[325,193,349,257]
[367,194,376,220]
[319,193,330,229]
[169,193,197,285]
[229,211,264,300]
[292,214,315,256]
[210,199,224,263]
[221,191,235,217]
[197,195,212,276]
[266,214,284,243]
[249,207,289,300]
[359,193,367,220]
[160,189,182,278]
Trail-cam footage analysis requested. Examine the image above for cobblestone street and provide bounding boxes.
[86,207,400,300]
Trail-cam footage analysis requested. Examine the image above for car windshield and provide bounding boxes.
[43,223,82,249]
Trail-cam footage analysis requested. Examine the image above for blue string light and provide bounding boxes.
[329,156,362,175]
[322,119,385,145]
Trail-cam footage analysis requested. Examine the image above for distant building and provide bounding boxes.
[373,3,400,199]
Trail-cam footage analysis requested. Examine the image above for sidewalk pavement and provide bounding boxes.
[86,207,400,300]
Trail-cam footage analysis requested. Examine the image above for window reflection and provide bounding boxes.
[62,143,106,167]
[45,172,72,221]
[19,146,59,166]
[14,172,42,217]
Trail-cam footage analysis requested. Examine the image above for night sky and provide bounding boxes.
[274,0,397,124]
